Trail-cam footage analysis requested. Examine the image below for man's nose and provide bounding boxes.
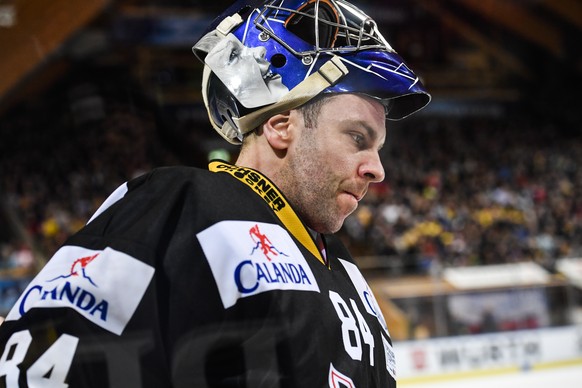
[251,46,267,60]
[360,152,385,183]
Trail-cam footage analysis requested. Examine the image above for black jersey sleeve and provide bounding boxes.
[0,168,205,387]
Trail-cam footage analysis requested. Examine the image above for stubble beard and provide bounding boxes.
[277,137,347,234]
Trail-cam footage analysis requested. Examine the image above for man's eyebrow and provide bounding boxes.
[357,121,385,151]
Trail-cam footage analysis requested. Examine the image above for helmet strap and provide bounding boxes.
[232,55,349,139]
[216,13,243,37]
[203,55,349,145]
[200,9,350,145]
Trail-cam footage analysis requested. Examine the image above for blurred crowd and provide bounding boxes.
[1,71,581,283]
[340,117,582,275]
[0,68,179,278]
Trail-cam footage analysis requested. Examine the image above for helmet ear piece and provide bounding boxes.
[205,72,251,144]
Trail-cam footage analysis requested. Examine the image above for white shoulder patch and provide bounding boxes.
[197,221,320,309]
[86,182,128,224]
[5,246,155,336]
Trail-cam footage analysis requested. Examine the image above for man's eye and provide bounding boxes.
[351,133,364,145]
[229,49,239,64]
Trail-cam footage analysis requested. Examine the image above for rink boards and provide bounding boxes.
[394,324,582,384]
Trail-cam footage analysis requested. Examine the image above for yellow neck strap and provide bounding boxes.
[209,161,327,266]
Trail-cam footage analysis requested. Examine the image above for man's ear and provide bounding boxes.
[263,111,294,150]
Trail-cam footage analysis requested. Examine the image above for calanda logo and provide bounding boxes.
[18,253,108,320]
[249,224,289,261]
[6,246,155,335]
[237,224,308,294]
[48,253,100,286]
[198,221,320,309]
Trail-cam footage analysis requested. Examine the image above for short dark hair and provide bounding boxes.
[243,94,334,143]
[297,94,334,128]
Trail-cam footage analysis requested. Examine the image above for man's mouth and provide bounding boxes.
[263,68,280,82]
[345,191,363,202]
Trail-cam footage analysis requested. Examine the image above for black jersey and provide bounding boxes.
[0,162,396,387]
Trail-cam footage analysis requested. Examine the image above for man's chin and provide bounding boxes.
[322,215,349,234]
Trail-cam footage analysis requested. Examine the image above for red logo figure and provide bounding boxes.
[249,224,288,261]
[48,253,99,287]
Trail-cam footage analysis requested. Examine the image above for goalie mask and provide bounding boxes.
[193,0,431,144]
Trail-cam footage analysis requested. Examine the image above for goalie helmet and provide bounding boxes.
[193,0,431,144]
